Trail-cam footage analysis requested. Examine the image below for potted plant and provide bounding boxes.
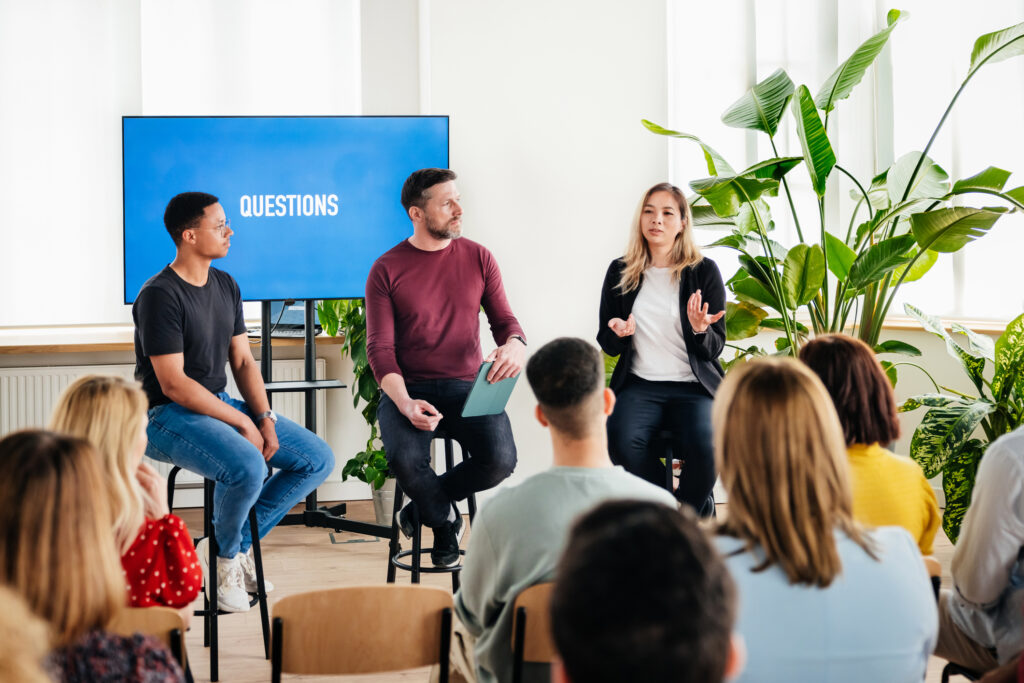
[643,11,1024,366]
[899,304,1024,542]
[317,298,396,525]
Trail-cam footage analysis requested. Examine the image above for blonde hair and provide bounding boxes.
[0,430,124,647]
[50,374,149,553]
[713,358,875,587]
[0,585,51,683]
[618,182,703,293]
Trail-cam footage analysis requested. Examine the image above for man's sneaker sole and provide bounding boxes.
[429,515,465,568]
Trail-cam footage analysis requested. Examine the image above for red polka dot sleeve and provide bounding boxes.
[120,515,202,609]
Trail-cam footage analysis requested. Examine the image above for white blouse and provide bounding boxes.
[630,267,697,382]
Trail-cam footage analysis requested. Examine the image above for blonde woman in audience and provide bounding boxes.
[0,585,51,683]
[51,375,201,615]
[0,429,184,682]
[713,358,937,683]
[799,334,940,554]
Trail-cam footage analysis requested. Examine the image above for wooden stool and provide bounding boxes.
[167,467,271,682]
[385,431,477,591]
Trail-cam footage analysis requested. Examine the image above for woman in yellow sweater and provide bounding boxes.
[800,334,940,554]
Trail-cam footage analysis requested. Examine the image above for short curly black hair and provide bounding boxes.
[163,192,219,245]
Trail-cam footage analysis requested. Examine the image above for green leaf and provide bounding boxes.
[690,176,780,218]
[847,234,916,289]
[968,21,1024,76]
[951,323,995,362]
[952,166,1012,194]
[738,254,778,288]
[603,352,619,388]
[725,301,768,341]
[731,277,783,312]
[891,246,938,284]
[874,340,921,356]
[642,119,735,175]
[992,312,1024,401]
[734,199,775,237]
[705,233,748,251]
[692,204,736,228]
[887,152,950,205]
[905,303,987,389]
[782,244,825,308]
[941,439,986,543]
[866,170,891,211]
[721,68,795,137]
[759,318,809,335]
[1006,186,1024,205]
[739,156,804,181]
[899,393,971,412]
[909,401,993,479]
[815,9,904,113]
[774,336,792,353]
[909,206,1006,253]
[824,232,857,281]
[879,360,898,387]
[316,300,341,337]
[791,85,836,196]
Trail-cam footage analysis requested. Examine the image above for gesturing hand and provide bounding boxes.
[484,338,526,383]
[687,289,725,333]
[136,461,170,519]
[608,315,636,338]
[402,398,443,432]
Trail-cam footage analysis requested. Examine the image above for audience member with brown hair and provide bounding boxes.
[0,429,184,683]
[713,358,936,683]
[50,375,201,616]
[550,499,744,683]
[799,334,940,554]
[0,585,51,683]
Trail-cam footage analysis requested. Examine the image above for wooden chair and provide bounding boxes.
[109,605,190,678]
[510,582,557,683]
[271,585,454,682]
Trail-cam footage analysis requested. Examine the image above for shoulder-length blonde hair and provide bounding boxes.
[0,430,124,647]
[618,182,703,293]
[713,358,875,587]
[50,374,149,553]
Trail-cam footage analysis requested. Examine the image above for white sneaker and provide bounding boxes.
[196,537,251,613]
[239,546,274,594]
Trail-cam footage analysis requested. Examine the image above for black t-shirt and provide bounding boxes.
[132,266,247,407]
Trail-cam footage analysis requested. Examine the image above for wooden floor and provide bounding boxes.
[175,501,958,683]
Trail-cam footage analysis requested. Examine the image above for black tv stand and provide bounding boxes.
[260,300,392,539]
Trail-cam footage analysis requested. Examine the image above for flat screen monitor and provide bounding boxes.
[122,115,449,303]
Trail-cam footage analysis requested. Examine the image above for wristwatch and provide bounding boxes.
[255,410,277,425]
[509,334,527,347]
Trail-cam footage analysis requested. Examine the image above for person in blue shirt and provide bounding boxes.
[711,358,937,683]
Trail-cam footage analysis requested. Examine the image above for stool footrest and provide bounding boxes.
[391,548,466,574]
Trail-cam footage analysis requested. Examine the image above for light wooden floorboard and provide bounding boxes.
[174,501,957,683]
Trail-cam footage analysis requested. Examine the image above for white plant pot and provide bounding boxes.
[372,478,397,526]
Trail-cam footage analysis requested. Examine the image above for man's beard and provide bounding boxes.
[426,217,462,240]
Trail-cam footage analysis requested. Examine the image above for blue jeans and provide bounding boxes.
[377,380,517,528]
[145,393,334,559]
[607,375,716,516]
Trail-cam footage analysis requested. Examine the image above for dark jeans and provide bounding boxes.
[377,379,517,528]
[607,374,716,516]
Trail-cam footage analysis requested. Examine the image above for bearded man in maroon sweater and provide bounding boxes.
[366,168,526,567]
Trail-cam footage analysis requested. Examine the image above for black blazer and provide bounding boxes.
[597,257,726,396]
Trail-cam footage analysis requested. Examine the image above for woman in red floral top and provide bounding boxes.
[51,375,202,614]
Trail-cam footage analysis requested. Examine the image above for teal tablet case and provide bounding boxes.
[461,361,520,417]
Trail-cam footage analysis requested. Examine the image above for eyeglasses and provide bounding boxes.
[195,219,230,236]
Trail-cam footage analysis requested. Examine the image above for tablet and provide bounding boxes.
[461,361,520,417]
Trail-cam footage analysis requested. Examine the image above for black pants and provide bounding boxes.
[607,374,716,516]
[377,380,517,527]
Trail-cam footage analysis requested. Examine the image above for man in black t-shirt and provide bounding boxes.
[133,192,334,613]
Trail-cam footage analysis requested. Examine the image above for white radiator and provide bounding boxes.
[0,360,327,506]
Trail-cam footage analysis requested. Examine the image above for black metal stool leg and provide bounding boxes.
[411,503,422,584]
[205,480,219,682]
[386,484,404,583]
[248,509,271,659]
[167,466,181,511]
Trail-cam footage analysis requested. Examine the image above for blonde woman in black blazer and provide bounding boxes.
[597,182,726,516]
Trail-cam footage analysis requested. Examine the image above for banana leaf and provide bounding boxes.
[642,119,735,176]
[791,85,835,196]
[722,68,795,137]
[847,234,916,289]
[815,9,905,113]
[782,243,825,308]
[909,206,1006,253]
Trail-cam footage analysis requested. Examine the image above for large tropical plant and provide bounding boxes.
[646,11,1024,360]
[317,298,391,490]
[899,304,1024,542]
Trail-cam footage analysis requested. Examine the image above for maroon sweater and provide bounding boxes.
[366,238,525,383]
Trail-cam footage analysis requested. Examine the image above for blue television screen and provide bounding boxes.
[122,116,449,303]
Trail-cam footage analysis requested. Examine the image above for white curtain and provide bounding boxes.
[0,0,361,327]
